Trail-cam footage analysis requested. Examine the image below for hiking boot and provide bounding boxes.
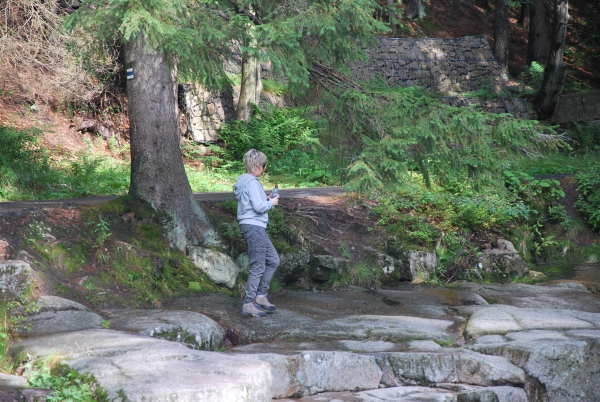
[256,294,276,312]
[241,302,267,317]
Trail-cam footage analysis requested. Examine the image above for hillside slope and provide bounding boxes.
[0,0,598,157]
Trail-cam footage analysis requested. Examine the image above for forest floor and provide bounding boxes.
[0,188,388,309]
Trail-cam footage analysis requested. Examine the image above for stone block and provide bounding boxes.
[478,239,528,280]
[309,255,350,283]
[0,260,31,302]
[276,250,310,284]
[239,351,382,398]
[0,239,10,261]
[187,246,239,288]
[105,309,224,350]
[207,103,216,115]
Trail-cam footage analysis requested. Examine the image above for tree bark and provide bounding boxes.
[124,32,216,251]
[387,0,397,36]
[494,0,509,79]
[236,52,262,121]
[533,0,568,120]
[518,2,530,29]
[404,0,426,20]
[527,0,554,65]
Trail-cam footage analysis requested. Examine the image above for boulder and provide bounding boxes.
[378,349,524,387]
[0,239,10,261]
[364,247,412,282]
[468,331,600,402]
[464,305,600,340]
[310,255,350,283]
[273,385,526,401]
[13,295,103,336]
[188,246,238,288]
[276,250,310,283]
[383,246,438,282]
[0,260,31,302]
[0,373,53,402]
[104,309,225,350]
[408,250,438,280]
[12,329,272,402]
[478,239,528,280]
[456,386,527,402]
[237,250,311,284]
[528,270,546,280]
[234,351,383,398]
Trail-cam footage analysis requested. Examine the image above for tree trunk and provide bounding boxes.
[124,32,216,251]
[387,0,397,36]
[236,53,262,121]
[404,0,426,20]
[518,2,530,29]
[494,0,509,79]
[527,0,554,65]
[533,0,568,120]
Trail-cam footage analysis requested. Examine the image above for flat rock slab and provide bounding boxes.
[169,289,461,345]
[232,340,405,354]
[14,295,103,336]
[468,330,600,402]
[245,351,383,398]
[11,329,272,402]
[377,349,524,388]
[0,373,53,402]
[103,309,225,350]
[457,282,600,312]
[276,385,527,402]
[228,344,523,398]
[462,304,600,339]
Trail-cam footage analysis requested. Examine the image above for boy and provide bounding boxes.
[233,149,280,317]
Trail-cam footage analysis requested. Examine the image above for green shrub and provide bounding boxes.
[576,172,600,231]
[569,120,600,152]
[0,125,129,201]
[0,125,57,198]
[27,362,108,402]
[212,106,335,184]
[329,85,565,193]
[217,106,320,167]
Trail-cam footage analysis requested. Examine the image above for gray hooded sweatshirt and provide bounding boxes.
[233,174,273,228]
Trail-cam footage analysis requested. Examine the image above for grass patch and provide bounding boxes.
[0,125,130,201]
[26,359,108,402]
[18,196,232,309]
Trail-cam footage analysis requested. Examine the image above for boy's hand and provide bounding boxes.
[270,194,280,206]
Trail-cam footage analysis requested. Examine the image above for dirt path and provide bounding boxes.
[0,186,345,211]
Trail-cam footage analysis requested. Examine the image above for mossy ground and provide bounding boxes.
[4,196,232,309]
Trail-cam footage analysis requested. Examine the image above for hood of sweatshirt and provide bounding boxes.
[233,173,258,199]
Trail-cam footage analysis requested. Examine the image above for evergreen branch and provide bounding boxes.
[310,62,363,92]
[225,0,264,25]
[534,132,572,144]
[210,8,230,22]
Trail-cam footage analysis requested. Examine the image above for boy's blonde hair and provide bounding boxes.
[243,149,267,174]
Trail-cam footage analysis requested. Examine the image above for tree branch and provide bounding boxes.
[226,0,263,25]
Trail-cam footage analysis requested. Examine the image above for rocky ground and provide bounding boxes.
[2,255,600,401]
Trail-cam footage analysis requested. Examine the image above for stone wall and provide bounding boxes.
[552,90,600,124]
[181,35,531,143]
[356,35,530,119]
[179,83,236,144]
[179,59,278,145]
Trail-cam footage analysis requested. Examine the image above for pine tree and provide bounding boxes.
[65,0,388,249]
[219,0,389,117]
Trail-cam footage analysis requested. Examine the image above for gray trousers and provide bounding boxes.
[240,224,280,304]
